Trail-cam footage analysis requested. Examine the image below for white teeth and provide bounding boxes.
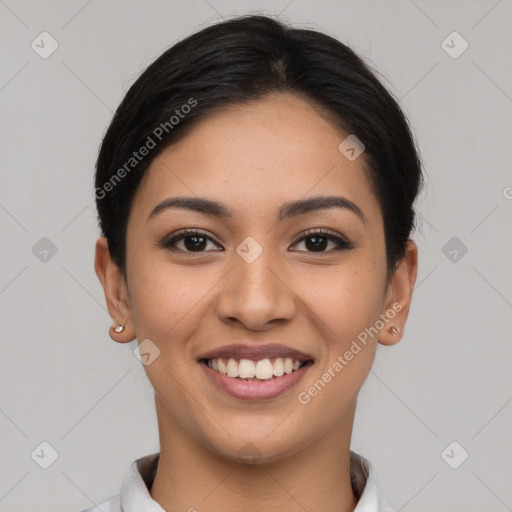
[239,359,256,378]
[226,358,239,378]
[255,358,274,379]
[273,357,284,377]
[206,356,307,380]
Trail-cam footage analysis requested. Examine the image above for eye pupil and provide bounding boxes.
[184,235,207,251]
[305,235,328,252]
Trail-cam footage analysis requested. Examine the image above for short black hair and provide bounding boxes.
[95,14,423,280]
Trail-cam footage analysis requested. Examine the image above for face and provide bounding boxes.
[96,93,417,463]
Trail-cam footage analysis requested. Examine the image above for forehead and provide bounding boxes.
[131,93,382,226]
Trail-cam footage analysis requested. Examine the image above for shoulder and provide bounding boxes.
[77,491,121,512]
[350,450,395,512]
[75,452,160,512]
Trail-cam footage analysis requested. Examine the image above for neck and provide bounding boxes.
[149,398,359,512]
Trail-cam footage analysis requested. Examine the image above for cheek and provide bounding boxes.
[304,260,384,339]
[296,259,385,406]
[127,256,211,343]
[293,269,382,419]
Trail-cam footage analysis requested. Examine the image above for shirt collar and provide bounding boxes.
[121,450,394,512]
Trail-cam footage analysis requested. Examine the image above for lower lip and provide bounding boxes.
[199,360,313,401]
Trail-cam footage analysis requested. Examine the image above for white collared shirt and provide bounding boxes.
[79,450,394,512]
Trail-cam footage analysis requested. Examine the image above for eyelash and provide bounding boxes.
[160,228,354,254]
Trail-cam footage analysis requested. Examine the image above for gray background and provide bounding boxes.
[1,1,511,511]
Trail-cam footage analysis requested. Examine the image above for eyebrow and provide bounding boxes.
[148,195,366,225]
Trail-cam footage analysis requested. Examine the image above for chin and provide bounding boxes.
[206,433,306,466]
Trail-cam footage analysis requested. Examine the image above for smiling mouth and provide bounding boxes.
[199,357,314,381]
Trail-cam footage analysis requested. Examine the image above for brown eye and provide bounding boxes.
[161,230,223,253]
[290,229,354,253]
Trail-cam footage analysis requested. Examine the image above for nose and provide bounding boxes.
[214,248,297,331]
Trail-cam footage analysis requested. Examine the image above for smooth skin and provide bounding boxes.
[95,93,418,512]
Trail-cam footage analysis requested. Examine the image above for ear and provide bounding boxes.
[378,239,418,346]
[94,236,136,343]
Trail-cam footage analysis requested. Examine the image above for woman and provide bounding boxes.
[87,13,421,512]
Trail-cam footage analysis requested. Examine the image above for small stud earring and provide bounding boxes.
[389,326,400,335]
[114,324,125,333]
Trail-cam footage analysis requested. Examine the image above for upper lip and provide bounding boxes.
[198,344,314,362]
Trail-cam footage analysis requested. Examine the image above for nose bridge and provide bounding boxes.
[215,237,296,328]
[236,242,278,294]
